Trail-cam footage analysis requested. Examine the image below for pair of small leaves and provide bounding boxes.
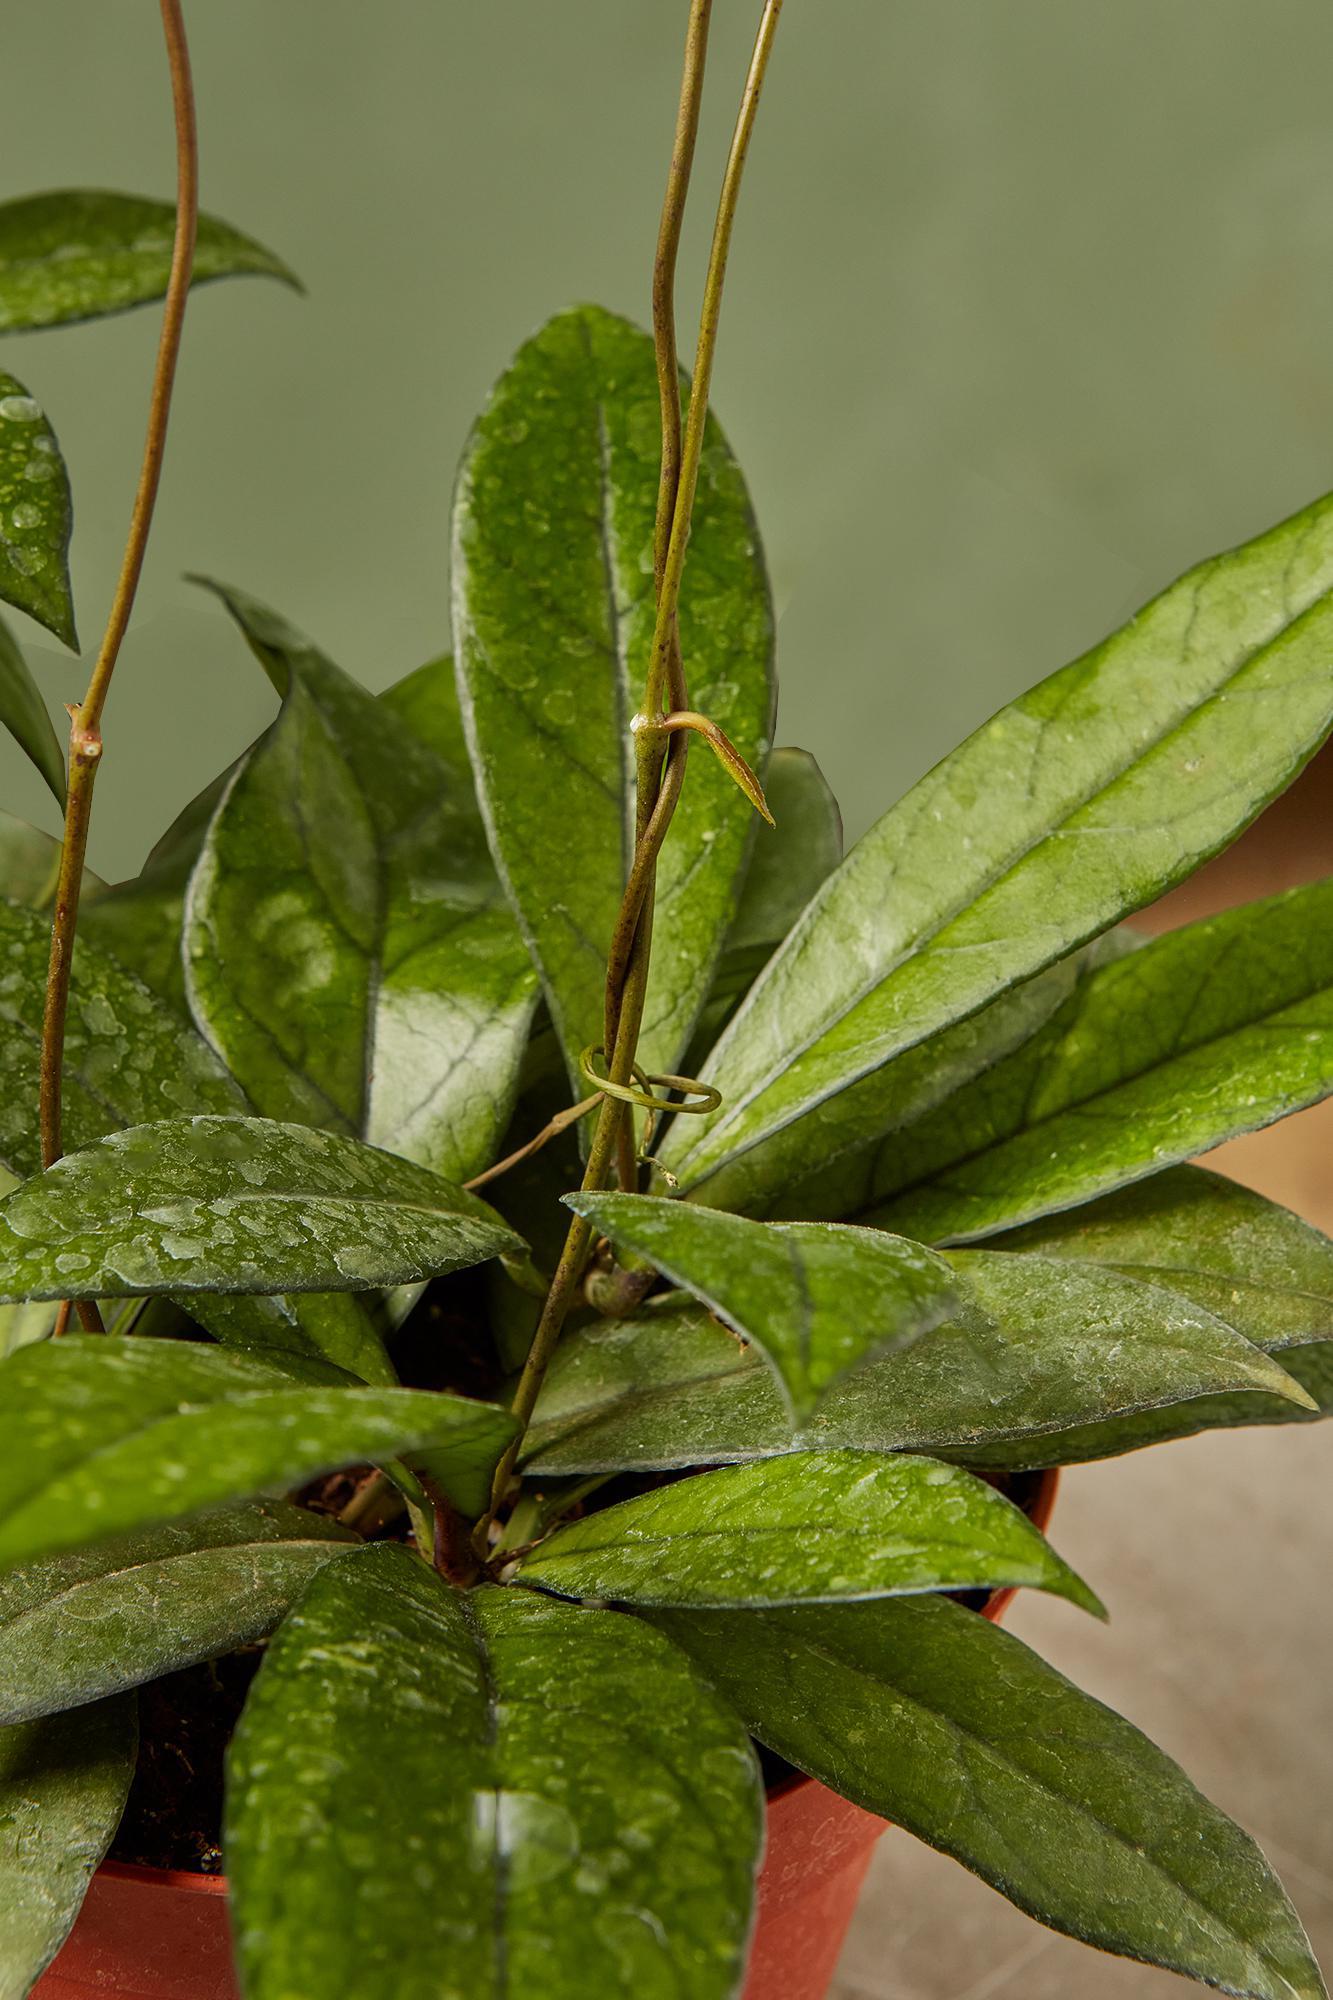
[526,1172,1323,1475]
[453,303,775,1093]
[0,1334,517,1564]
[185,582,540,1187]
[661,488,1333,1210]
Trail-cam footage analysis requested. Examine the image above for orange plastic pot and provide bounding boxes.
[37,1469,1058,2000]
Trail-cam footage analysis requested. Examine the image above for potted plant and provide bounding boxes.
[0,4,1329,1997]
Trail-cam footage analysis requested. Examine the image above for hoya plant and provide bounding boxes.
[0,5,1329,1997]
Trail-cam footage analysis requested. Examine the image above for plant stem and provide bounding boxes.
[38,0,198,1334]
[474,0,785,1549]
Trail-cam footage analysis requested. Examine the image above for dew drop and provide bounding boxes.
[0,395,40,423]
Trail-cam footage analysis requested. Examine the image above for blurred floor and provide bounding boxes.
[833,752,1333,1998]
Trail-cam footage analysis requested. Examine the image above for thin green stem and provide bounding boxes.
[38,0,198,1335]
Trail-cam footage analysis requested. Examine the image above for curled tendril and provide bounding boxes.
[579,1045,722,1118]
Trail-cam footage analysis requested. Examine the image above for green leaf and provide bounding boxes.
[0,811,103,911]
[0,1298,56,1358]
[0,190,299,332]
[0,1335,517,1564]
[226,1546,763,2000]
[380,650,478,800]
[523,1245,1310,1474]
[869,882,1333,1244]
[567,1190,958,1423]
[662,492,1333,1208]
[0,1115,522,1303]
[0,899,243,1183]
[515,1449,1102,1614]
[0,1696,136,1997]
[453,304,775,1088]
[653,1596,1325,2000]
[727,746,842,954]
[993,1167,1333,1352]
[0,375,74,647]
[0,1501,355,1724]
[0,612,62,804]
[191,1289,396,1388]
[186,582,539,1184]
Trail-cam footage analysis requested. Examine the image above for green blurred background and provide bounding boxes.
[5,1,1333,879]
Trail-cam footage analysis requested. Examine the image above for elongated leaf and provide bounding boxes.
[870,881,1333,1243]
[523,1244,1309,1474]
[993,1167,1333,1352]
[186,582,539,1183]
[516,1450,1101,1613]
[654,1597,1325,2000]
[0,899,243,1182]
[0,1502,355,1724]
[727,746,842,954]
[0,190,299,332]
[0,375,74,647]
[0,613,62,804]
[453,304,775,1088]
[227,1546,762,2000]
[0,1335,517,1564]
[0,1115,521,1303]
[0,1696,136,1998]
[663,493,1333,1206]
[0,811,103,910]
[0,1298,55,1357]
[191,1289,396,1387]
[380,650,477,799]
[568,1190,958,1422]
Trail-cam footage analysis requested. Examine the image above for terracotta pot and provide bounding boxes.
[36,1470,1058,2000]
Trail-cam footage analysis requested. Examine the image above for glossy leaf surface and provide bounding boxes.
[191,1289,396,1387]
[517,1449,1101,1613]
[0,1696,135,1997]
[662,493,1333,1206]
[0,613,62,804]
[568,1190,958,1422]
[453,304,774,1086]
[0,375,74,646]
[871,882,1333,1244]
[0,1115,521,1301]
[227,1546,762,2000]
[0,1335,517,1563]
[0,190,298,331]
[186,584,538,1183]
[0,1501,355,1723]
[653,1597,1325,2000]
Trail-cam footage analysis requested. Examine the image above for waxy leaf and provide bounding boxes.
[186,583,539,1184]
[727,746,842,954]
[0,612,62,804]
[567,1190,958,1422]
[0,1335,517,1564]
[653,1597,1325,2000]
[0,1696,136,1996]
[517,1450,1101,1614]
[662,492,1333,1207]
[0,1501,355,1724]
[870,882,1333,1244]
[524,1245,1309,1474]
[227,1546,763,2000]
[0,190,298,332]
[0,374,74,647]
[453,304,775,1087]
[0,1115,521,1303]
[191,1289,396,1388]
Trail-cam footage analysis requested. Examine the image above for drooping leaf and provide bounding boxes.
[0,1502,355,1724]
[991,1167,1333,1352]
[567,1190,958,1422]
[523,1245,1310,1474]
[0,811,103,911]
[0,1116,521,1303]
[0,1695,136,1997]
[226,1546,763,2000]
[661,493,1333,1207]
[727,746,842,954]
[0,899,243,1183]
[516,1450,1101,1614]
[190,1289,396,1387]
[0,190,299,333]
[653,1597,1325,2000]
[0,612,62,804]
[0,1336,517,1565]
[453,304,775,1089]
[185,582,539,1184]
[868,881,1333,1244]
[0,375,74,647]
